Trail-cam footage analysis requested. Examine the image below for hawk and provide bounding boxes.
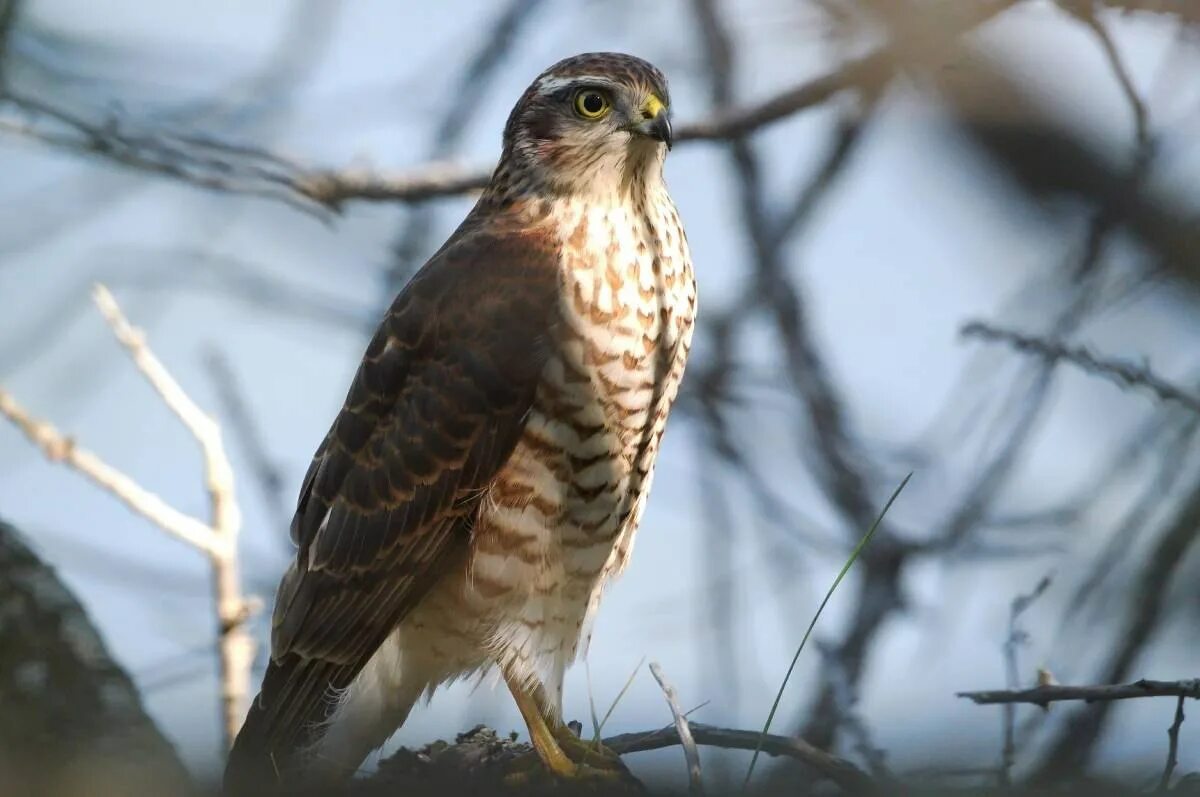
[225,52,696,792]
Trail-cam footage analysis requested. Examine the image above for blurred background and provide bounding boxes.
[2,0,1199,793]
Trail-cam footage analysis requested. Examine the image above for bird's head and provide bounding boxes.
[495,52,673,200]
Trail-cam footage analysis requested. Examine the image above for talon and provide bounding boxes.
[504,672,638,787]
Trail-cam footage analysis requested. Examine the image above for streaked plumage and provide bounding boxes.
[226,52,696,792]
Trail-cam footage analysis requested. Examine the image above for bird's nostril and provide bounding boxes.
[642,109,655,120]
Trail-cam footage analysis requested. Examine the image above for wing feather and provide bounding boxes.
[225,224,560,792]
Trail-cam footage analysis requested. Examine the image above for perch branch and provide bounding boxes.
[958,678,1200,706]
[649,662,704,795]
[603,723,874,793]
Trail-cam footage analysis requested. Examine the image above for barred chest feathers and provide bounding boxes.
[465,183,696,695]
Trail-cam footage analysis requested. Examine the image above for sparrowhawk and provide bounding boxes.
[225,51,696,792]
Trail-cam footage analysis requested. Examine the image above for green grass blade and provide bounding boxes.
[742,472,913,790]
[593,655,645,748]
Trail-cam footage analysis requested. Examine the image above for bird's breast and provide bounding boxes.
[494,194,696,568]
[434,192,695,686]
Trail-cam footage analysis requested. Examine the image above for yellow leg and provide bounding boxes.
[504,670,578,778]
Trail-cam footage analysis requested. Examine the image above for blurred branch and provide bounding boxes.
[683,0,1023,141]
[0,0,20,88]
[649,662,704,796]
[0,0,1022,216]
[819,644,891,779]
[961,322,1200,415]
[1092,0,1200,24]
[1059,0,1149,149]
[0,285,256,753]
[929,42,1198,289]
[386,0,547,293]
[958,678,1200,706]
[1059,414,1198,633]
[689,0,1035,757]
[0,89,486,216]
[999,574,1053,786]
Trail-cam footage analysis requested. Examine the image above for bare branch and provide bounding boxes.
[961,322,1200,416]
[649,662,704,796]
[385,0,548,293]
[92,285,241,544]
[1059,0,1149,149]
[1,286,255,752]
[603,723,874,794]
[1159,695,1186,791]
[0,389,220,557]
[999,574,1053,785]
[958,678,1200,706]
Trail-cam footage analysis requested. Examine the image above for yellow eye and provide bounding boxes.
[573,89,611,119]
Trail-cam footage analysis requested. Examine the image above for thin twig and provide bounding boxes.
[1060,0,1149,150]
[1159,695,1186,791]
[999,574,1053,785]
[92,284,241,543]
[649,662,704,796]
[958,678,1200,706]
[961,322,1200,416]
[603,723,874,794]
[0,390,220,556]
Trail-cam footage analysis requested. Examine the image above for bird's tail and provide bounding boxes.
[223,655,350,796]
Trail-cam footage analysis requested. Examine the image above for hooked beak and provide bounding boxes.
[634,94,673,150]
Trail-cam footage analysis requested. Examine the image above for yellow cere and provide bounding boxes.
[641,94,665,119]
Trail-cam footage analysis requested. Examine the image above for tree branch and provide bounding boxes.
[0,0,1023,215]
[0,285,255,753]
[603,723,874,793]
[0,389,221,557]
[958,678,1200,706]
[649,662,704,795]
[961,322,1200,416]
[1159,695,1186,791]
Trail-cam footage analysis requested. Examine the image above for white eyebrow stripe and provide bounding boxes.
[534,75,621,94]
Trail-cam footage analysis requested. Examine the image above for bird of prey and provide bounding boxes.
[225,52,696,792]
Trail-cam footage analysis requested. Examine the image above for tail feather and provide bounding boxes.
[223,656,353,796]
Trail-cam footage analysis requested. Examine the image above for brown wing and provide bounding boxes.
[225,223,560,791]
